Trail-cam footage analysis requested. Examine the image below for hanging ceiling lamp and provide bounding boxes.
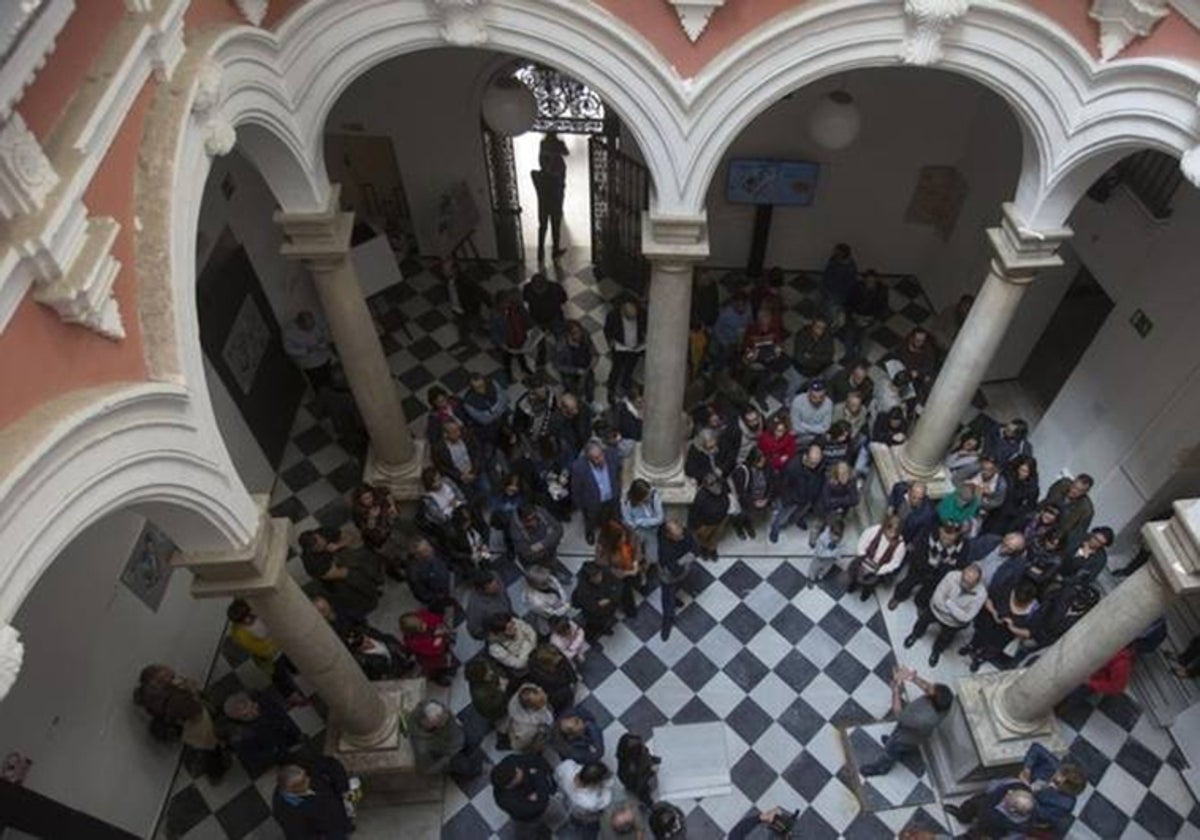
[481,75,537,136]
[808,89,862,151]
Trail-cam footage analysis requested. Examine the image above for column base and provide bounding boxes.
[925,671,1069,796]
[870,442,956,499]
[632,442,696,505]
[324,678,442,806]
[364,438,426,501]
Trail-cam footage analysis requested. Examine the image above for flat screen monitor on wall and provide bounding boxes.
[727,159,820,206]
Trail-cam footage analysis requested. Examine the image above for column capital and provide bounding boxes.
[172,495,289,598]
[1142,498,1200,595]
[275,184,355,268]
[642,210,710,264]
[987,202,1073,282]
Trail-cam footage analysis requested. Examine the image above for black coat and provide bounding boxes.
[407,553,452,606]
[572,563,622,617]
[272,758,352,840]
[777,457,825,507]
[604,308,647,349]
[492,754,557,822]
[689,486,730,528]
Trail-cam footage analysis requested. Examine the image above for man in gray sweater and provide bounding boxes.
[789,379,833,445]
[904,563,987,667]
[860,666,954,776]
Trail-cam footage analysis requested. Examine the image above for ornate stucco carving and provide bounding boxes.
[233,0,268,26]
[902,0,971,65]
[426,0,488,46]
[667,0,726,42]
[0,624,23,702]
[1181,93,1200,188]
[1090,0,1170,61]
[191,60,235,157]
[0,113,59,219]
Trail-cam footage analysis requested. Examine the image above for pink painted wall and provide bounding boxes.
[0,81,153,430]
[16,0,125,141]
[595,0,1200,77]
[184,0,305,32]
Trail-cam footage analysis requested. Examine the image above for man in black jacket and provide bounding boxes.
[405,537,455,615]
[572,561,622,642]
[658,520,699,641]
[492,752,561,838]
[298,527,383,622]
[603,298,647,400]
[768,444,826,543]
[272,759,354,840]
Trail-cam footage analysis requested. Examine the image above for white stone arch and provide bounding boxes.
[210,0,691,212]
[683,0,1200,229]
[0,384,261,623]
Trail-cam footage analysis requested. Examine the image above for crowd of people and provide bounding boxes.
[141,244,1165,839]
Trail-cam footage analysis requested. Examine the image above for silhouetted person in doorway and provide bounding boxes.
[532,132,568,264]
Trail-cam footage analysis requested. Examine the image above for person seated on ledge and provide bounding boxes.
[860,666,954,777]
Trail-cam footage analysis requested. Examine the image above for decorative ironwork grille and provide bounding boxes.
[590,135,649,290]
[514,63,606,135]
[482,124,524,261]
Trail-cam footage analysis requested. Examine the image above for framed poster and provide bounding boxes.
[120,521,177,612]
[222,294,271,395]
[726,159,820,206]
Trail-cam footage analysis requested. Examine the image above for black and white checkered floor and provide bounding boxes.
[157,257,1200,839]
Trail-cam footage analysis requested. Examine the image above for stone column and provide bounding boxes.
[873,204,1071,496]
[633,212,709,502]
[174,499,411,753]
[276,186,423,498]
[926,499,1200,794]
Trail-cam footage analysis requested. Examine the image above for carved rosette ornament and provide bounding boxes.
[192,61,236,157]
[1089,0,1170,61]
[0,624,23,701]
[902,0,971,66]
[0,112,59,219]
[427,0,488,46]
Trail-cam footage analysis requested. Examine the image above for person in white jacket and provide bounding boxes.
[521,566,571,634]
[554,759,614,823]
[847,515,907,602]
[904,564,987,667]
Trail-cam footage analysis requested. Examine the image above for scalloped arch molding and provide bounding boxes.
[2,0,1200,626]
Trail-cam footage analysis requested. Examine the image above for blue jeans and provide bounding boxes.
[769,501,811,538]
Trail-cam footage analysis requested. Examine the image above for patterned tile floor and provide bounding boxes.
[156,255,1200,839]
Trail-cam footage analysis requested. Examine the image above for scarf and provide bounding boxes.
[861,527,901,574]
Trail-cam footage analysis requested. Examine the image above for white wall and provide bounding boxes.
[197,149,319,326]
[204,355,276,493]
[1032,182,1200,545]
[324,48,501,259]
[703,68,1022,281]
[0,510,227,836]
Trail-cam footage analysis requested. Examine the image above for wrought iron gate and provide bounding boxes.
[589,135,650,292]
[482,124,523,262]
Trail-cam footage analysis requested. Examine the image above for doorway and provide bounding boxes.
[512,131,592,265]
[1018,263,1115,409]
[324,132,417,257]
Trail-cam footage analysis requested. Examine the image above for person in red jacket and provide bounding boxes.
[1087,645,1135,695]
[757,413,798,474]
[399,609,456,686]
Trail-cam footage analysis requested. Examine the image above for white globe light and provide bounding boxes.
[481,77,538,137]
[808,91,861,151]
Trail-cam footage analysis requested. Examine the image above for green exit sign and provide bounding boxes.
[1130,309,1153,338]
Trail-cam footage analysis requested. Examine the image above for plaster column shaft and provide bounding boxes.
[633,212,709,498]
[307,254,414,466]
[246,570,392,745]
[276,188,418,479]
[178,511,399,750]
[642,260,694,471]
[898,266,1027,473]
[895,204,1071,481]
[998,563,1169,727]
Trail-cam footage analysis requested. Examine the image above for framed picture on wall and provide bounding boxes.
[222,294,272,395]
[120,522,177,612]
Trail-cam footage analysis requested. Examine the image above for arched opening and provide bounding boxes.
[1031,149,1200,549]
[698,66,1023,415]
[0,507,228,837]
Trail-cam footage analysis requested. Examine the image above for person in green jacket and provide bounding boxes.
[937,482,980,529]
